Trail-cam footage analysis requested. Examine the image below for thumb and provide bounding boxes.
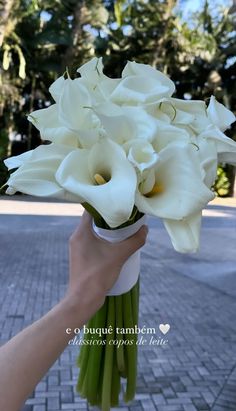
[118,225,148,259]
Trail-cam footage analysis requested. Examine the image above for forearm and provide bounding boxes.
[0,295,92,411]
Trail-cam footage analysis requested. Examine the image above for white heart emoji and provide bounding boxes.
[159,324,170,335]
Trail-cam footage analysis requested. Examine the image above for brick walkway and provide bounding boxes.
[0,197,236,411]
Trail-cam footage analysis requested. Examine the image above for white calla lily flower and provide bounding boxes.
[110,61,175,104]
[58,78,93,131]
[207,96,235,131]
[135,143,214,220]
[146,99,195,125]
[160,100,195,124]
[125,140,159,172]
[77,57,120,103]
[198,126,236,166]
[4,150,33,170]
[196,138,218,188]
[152,123,191,152]
[94,102,160,145]
[28,104,57,130]
[28,105,79,147]
[149,98,210,135]
[163,212,202,253]
[77,57,104,83]
[28,99,102,150]
[169,97,207,116]
[56,139,137,227]
[5,144,80,200]
[49,76,66,102]
[138,168,156,195]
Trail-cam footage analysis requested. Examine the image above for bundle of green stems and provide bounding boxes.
[76,204,143,410]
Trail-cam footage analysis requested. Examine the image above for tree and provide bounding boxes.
[0,0,15,47]
[173,0,236,195]
[96,0,179,77]
[0,0,107,156]
[1,0,235,195]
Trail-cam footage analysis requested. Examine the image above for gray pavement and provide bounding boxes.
[0,197,236,411]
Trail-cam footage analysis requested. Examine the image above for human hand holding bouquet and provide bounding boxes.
[3,57,236,410]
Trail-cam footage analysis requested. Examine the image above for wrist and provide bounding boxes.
[62,286,105,327]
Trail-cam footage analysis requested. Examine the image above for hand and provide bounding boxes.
[65,210,148,318]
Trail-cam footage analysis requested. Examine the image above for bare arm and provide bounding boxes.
[0,211,148,411]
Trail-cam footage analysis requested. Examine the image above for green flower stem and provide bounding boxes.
[111,343,121,407]
[115,295,126,376]
[86,300,108,405]
[80,365,89,398]
[76,316,94,392]
[123,289,137,403]
[101,296,115,411]
[97,348,105,407]
[131,279,139,325]
[76,318,92,368]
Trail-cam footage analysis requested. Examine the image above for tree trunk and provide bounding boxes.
[0,0,14,47]
[61,0,89,73]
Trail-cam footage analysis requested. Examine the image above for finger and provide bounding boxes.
[80,209,92,228]
[70,210,92,241]
[82,209,92,221]
[118,225,148,257]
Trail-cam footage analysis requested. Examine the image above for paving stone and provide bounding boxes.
[20,406,33,411]
[35,382,47,392]
[61,390,74,403]
[152,393,167,405]
[47,397,60,409]
[26,398,46,405]
[183,405,197,411]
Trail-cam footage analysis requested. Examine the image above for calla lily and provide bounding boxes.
[28,104,57,130]
[77,57,120,103]
[146,99,195,126]
[169,97,207,117]
[152,122,191,152]
[4,143,80,200]
[55,138,137,227]
[77,57,104,84]
[28,105,80,147]
[28,101,102,150]
[163,212,202,253]
[207,96,235,131]
[110,61,175,104]
[57,77,105,148]
[94,102,159,145]
[58,78,93,131]
[125,140,159,173]
[4,150,33,170]
[147,98,211,135]
[198,126,236,166]
[196,138,218,188]
[135,143,214,220]
[49,76,66,102]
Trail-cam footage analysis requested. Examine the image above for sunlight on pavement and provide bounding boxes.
[0,196,235,217]
[0,199,84,216]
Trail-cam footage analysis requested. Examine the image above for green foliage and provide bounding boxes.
[0,129,9,189]
[0,0,235,196]
[214,165,231,197]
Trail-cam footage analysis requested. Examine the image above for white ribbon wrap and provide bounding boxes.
[92,215,147,296]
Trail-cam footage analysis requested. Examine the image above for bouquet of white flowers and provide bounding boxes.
[3,57,236,410]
